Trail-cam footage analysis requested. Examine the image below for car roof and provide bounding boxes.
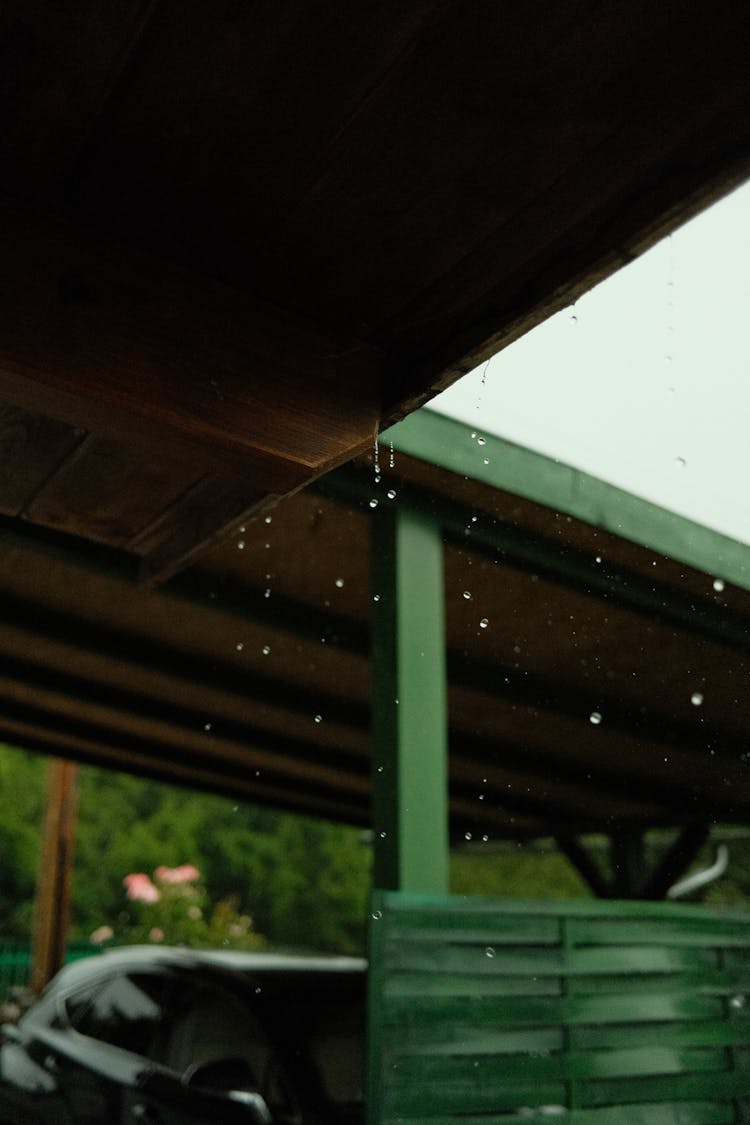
[49,945,366,993]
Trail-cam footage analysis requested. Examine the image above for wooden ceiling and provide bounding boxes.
[0,4,749,836]
[1,3,749,581]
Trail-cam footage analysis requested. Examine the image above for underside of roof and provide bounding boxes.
[1,5,749,836]
[2,412,749,841]
[1,3,750,579]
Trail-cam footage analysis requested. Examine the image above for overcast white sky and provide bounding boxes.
[431,180,750,545]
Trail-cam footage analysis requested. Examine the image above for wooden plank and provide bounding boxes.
[0,199,382,486]
[0,403,83,515]
[24,434,197,547]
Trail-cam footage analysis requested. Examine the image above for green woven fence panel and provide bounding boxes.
[367,893,750,1124]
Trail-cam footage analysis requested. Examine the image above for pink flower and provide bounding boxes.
[90,925,114,945]
[154,864,201,885]
[123,873,161,903]
[149,927,164,942]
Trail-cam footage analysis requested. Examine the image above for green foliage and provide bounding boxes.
[451,841,591,900]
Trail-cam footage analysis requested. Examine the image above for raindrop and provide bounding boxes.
[675,456,687,469]
[463,591,472,600]
[264,515,272,524]
[369,499,378,509]
[691,692,704,707]
[731,994,746,1010]
[264,588,271,598]
[569,313,578,325]
[464,832,472,841]
[483,458,490,465]
[235,642,244,652]
[371,910,382,921]
[239,526,246,533]
[471,431,477,439]
[479,618,489,629]
[237,540,245,550]
[713,578,725,593]
[264,542,270,549]
[379,831,387,839]
[590,711,602,725]
[373,594,381,602]
[485,946,496,958]
[335,578,345,588]
[595,556,602,564]
[203,722,212,732]
[387,489,397,500]
[314,714,322,723]
[477,436,486,446]
[376,765,384,773]
[261,645,271,656]
[232,805,238,813]
[374,474,381,484]
[482,834,489,843]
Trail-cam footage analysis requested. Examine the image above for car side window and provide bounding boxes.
[65,972,168,1056]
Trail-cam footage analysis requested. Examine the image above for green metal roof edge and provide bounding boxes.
[381,409,750,593]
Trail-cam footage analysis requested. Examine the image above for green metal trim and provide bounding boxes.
[370,507,448,894]
[382,410,750,594]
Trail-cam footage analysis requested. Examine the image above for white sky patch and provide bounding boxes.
[430,180,750,545]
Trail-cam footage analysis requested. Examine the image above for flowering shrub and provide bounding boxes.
[90,864,265,950]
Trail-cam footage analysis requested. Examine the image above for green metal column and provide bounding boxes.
[370,504,448,893]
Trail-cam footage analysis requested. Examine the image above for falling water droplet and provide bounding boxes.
[264,588,271,598]
[335,578,345,588]
[237,540,245,550]
[479,618,489,629]
[369,499,378,509]
[477,436,486,446]
[379,831,387,839]
[203,722,212,732]
[691,692,704,707]
[464,832,472,841]
[387,489,397,500]
[713,578,725,593]
[314,714,322,723]
[261,645,271,656]
[235,642,244,652]
[675,456,687,469]
[463,591,472,600]
[485,946,496,958]
[373,594,381,602]
[590,711,602,725]
[264,515,272,524]
[483,458,490,465]
[371,909,382,921]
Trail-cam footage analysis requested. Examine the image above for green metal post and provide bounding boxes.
[370,505,448,893]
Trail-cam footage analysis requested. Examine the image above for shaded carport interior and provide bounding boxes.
[1,2,750,881]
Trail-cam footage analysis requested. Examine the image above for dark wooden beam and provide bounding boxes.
[31,758,78,993]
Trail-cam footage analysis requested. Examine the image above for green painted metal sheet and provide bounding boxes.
[367,893,750,1123]
[382,410,750,594]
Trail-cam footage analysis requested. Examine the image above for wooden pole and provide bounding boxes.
[30,758,78,994]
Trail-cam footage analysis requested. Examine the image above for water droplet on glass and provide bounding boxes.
[463,591,472,600]
[590,711,602,725]
[691,692,704,707]
[335,578,345,588]
[713,578,725,592]
[479,618,489,629]
[387,489,397,500]
[477,436,486,446]
[369,499,378,509]
[485,946,496,958]
[314,714,322,724]
[262,645,271,656]
[237,540,245,550]
[371,910,382,921]
[235,642,244,652]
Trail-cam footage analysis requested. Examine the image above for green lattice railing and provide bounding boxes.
[368,894,750,1124]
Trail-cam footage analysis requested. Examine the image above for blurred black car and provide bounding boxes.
[0,946,366,1124]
